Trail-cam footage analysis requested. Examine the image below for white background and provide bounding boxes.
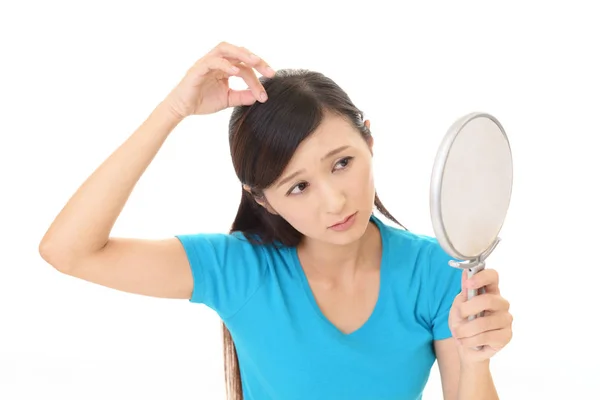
[2,1,599,399]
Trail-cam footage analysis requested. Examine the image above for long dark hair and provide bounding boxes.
[224,69,404,399]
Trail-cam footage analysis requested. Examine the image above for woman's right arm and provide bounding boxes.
[39,102,196,298]
[38,42,274,299]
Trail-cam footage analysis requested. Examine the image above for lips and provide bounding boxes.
[329,212,356,228]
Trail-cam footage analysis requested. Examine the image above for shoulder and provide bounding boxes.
[175,230,282,316]
[175,231,263,270]
[373,214,461,286]
[373,215,446,265]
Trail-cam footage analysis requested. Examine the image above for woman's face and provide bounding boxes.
[260,113,376,246]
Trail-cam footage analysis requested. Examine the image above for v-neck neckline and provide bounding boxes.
[290,214,390,339]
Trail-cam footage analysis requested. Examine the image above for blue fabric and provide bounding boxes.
[176,215,462,400]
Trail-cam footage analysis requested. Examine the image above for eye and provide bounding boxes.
[333,156,354,171]
[287,181,308,196]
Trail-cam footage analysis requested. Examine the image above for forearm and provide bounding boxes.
[458,360,499,400]
[39,101,183,266]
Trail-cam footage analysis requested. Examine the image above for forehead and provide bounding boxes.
[288,114,363,162]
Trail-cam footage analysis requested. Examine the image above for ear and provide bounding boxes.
[243,184,279,215]
[262,202,279,215]
[255,197,278,215]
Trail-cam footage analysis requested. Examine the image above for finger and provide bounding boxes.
[453,312,513,339]
[458,328,512,350]
[461,269,468,301]
[228,89,257,107]
[195,58,267,103]
[196,56,241,77]
[458,293,510,319]
[212,42,275,78]
[451,270,469,307]
[234,63,269,103]
[466,269,500,294]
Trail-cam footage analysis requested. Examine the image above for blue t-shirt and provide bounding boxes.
[176,215,462,400]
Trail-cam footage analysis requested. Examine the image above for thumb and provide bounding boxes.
[451,269,468,308]
[459,269,468,302]
[228,89,257,107]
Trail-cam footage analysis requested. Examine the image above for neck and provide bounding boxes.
[298,221,381,283]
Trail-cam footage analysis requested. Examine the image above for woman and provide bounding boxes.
[39,41,513,400]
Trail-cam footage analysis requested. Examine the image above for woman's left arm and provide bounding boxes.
[435,268,513,400]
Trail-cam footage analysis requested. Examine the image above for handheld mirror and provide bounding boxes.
[430,112,513,348]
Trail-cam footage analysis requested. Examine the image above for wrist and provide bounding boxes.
[460,358,490,373]
[458,359,498,400]
[135,100,185,142]
[157,99,187,124]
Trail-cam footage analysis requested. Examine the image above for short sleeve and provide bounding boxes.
[175,232,266,319]
[426,241,463,340]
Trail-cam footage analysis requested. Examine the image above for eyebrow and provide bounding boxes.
[276,145,351,189]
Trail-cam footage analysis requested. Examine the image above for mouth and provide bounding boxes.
[328,212,358,229]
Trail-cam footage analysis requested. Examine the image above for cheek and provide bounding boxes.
[272,197,330,238]
[347,161,375,198]
[267,197,318,231]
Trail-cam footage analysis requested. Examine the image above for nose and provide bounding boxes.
[320,182,346,215]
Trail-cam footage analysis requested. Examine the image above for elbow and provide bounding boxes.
[38,238,74,273]
[38,238,53,264]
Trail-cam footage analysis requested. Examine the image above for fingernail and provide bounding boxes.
[260,91,268,101]
[266,66,275,75]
